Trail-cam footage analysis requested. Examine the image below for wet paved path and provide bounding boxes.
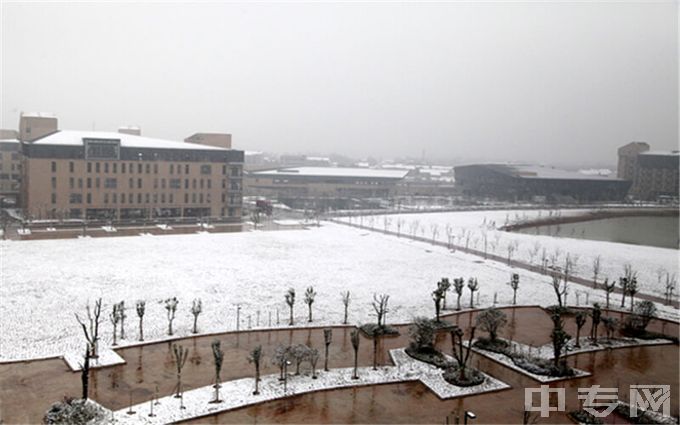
[0,307,677,424]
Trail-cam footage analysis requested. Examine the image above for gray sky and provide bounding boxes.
[1,1,678,166]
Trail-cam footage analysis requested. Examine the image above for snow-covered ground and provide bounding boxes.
[338,209,678,298]
[0,221,677,362]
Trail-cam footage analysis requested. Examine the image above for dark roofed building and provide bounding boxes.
[454,163,630,202]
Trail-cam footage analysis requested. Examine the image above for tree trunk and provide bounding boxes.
[289,306,294,326]
[575,328,581,348]
[120,317,125,340]
[353,350,358,379]
[629,296,635,311]
[81,349,90,399]
[193,315,198,334]
[254,364,260,395]
[168,319,173,336]
[373,336,378,370]
[605,293,610,309]
[112,324,118,346]
[343,306,348,324]
[457,294,461,311]
[513,290,517,305]
[139,317,144,341]
[620,293,626,308]
[308,304,312,322]
[324,344,330,371]
[469,292,474,308]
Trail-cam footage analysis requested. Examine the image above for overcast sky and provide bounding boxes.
[1,1,677,166]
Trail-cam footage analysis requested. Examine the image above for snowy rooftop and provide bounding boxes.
[21,112,57,118]
[252,167,409,179]
[0,139,20,144]
[639,150,680,157]
[461,163,622,181]
[32,130,228,151]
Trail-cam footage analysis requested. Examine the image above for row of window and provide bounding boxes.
[0,153,20,160]
[63,207,238,219]
[54,161,242,177]
[0,163,20,171]
[56,192,241,206]
[55,176,241,191]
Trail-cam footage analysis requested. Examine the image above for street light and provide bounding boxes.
[464,410,476,425]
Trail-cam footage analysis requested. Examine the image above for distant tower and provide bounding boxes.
[18,112,58,142]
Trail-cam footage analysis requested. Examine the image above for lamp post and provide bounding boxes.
[464,410,476,425]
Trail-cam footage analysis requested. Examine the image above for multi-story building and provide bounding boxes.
[617,142,679,200]
[19,112,58,142]
[22,130,243,221]
[184,133,232,149]
[0,138,22,204]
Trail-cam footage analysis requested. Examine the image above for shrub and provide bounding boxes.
[43,398,107,425]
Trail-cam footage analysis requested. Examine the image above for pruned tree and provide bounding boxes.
[450,326,476,380]
[592,255,602,288]
[372,293,390,328]
[172,343,189,398]
[453,278,465,311]
[309,348,320,379]
[304,286,316,323]
[341,291,350,324]
[285,288,296,326]
[110,303,122,346]
[467,278,479,309]
[664,273,677,305]
[551,271,568,308]
[211,340,224,402]
[135,300,146,342]
[191,298,203,334]
[409,317,436,352]
[437,278,451,309]
[75,298,103,358]
[626,301,657,333]
[118,301,126,340]
[602,317,618,341]
[165,297,179,336]
[432,286,446,323]
[350,329,360,379]
[626,278,638,312]
[248,345,263,395]
[590,303,602,343]
[574,311,587,348]
[475,308,507,342]
[550,313,571,367]
[273,345,291,381]
[323,328,332,371]
[509,273,520,305]
[603,279,616,309]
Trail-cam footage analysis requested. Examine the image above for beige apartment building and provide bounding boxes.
[0,138,22,201]
[22,130,243,221]
[19,112,58,142]
[617,142,679,200]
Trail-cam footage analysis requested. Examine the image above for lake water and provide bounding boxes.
[515,215,679,249]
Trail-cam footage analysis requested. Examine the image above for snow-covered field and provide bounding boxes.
[338,209,679,298]
[0,220,676,362]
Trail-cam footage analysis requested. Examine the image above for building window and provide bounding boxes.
[129,193,134,204]
[96,162,100,173]
[105,178,117,189]
[129,178,133,189]
[104,163,109,173]
[130,163,134,173]
[145,164,150,174]
[170,164,174,174]
[185,164,189,174]
[78,178,83,189]
[87,162,92,173]
[207,179,212,189]
[95,178,100,188]
[121,193,126,204]
[69,193,82,204]
[87,178,91,189]
[153,163,158,174]
[51,193,57,204]
[199,193,204,203]
[69,162,74,173]
[228,208,235,217]
[192,193,197,203]
[137,193,142,203]
[201,164,211,175]
[161,193,166,203]
[222,179,226,189]
[137,178,142,189]
[87,193,91,204]
[231,167,240,177]
[69,177,74,189]
[112,193,117,204]
[153,178,158,189]
[192,179,197,189]
[184,193,188,203]
[222,165,227,175]
[169,193,173,203]
[153,193,158,203]
[200,179,204,189]
[104,193,109,204]
[185,179,189,189]
[121,163,126,173]
[161,178,166,189]
[51,177,57,189]
[138,163,143,173]
[145,193,150,203]
[170,179,181,189]
[51,161,57,172]
[113,163,117,173]
[221,193,226,202]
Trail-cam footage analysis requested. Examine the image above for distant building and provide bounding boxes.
[0,129,19,139]
[22,130,243,221]
[246,166,408,209]
[454,163,630,202]
[19,112,58,142]
[280,155,331,167]
[118,126,141,136]
[617,142,679,200]
[0,138,22,203]
[185,133,232,149]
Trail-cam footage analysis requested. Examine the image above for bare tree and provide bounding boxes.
[285,288,296,326]
[540,247,548,272]
[618,277,629,309]
[627,278,638,311]
[467,278,479,309]
[430,223,439,245]
[551,271,568,308]
[172,343,189,398]
[350,329,360,379]
[75,298,102,358]
[528,242,540,265]
[80,346,91,400]
[248,345,263,395]
[304,286,316,322]
[592,255,602,288]
[476,308,507,341]
[383,216,392,233]
[273,345,291,381]
[191,298,202,334]
[323,328,332,371]
[135,300,145,342]
[372,293,390,328]
[211,340,224,402]
[309,348,320,378]
[341,291,350,324]
[118,301,127,340]
[665,272,677,305]
[574,311,587,348]
[509,273,520,305]
[453,278,465,311]
[550,313,570,367]
[396,218,404,237]
[450,326,476,381]
[291,344,309,375]
[506,240,519,264]
[432,286,446,323]
[409,220,420,238]
[165,297,179,336]
[437,278,451,309]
